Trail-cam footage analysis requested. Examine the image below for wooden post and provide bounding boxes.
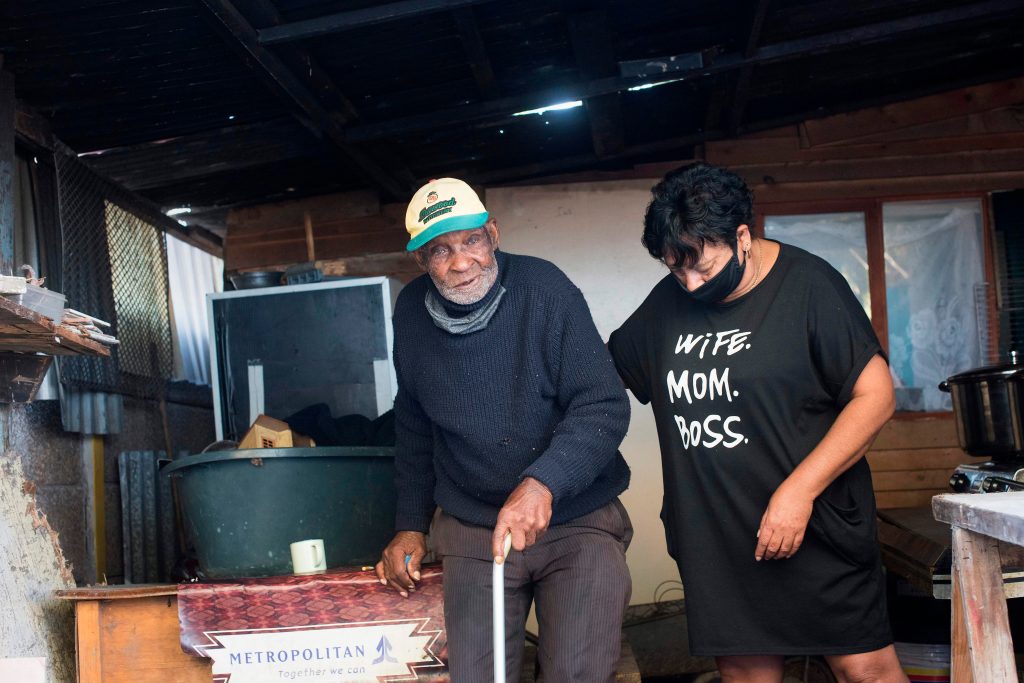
[303,210,315,262]
[951,527,1015,681]
[0,64,15,276]
[90,436,106,582]
[950,567,973,683]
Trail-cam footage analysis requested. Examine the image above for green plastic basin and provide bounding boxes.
[163,447,397,578]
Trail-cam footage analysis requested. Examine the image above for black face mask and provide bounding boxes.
[677,245,747,304]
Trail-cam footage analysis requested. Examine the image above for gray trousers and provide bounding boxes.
[432,500,632,683]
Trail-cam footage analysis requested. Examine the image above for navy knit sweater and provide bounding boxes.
[392,251,631,533]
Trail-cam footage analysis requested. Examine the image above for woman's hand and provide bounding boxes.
[755,484,814,561]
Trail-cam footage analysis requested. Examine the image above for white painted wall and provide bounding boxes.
[486,180,681,607]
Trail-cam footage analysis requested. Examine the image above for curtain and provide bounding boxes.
[884,199,986,412]
[166,235,223,385]
[764,211,871,316]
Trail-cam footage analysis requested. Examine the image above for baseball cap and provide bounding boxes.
[405,178,489,251]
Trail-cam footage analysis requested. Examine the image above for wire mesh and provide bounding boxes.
[55,150,172,397]
[998,276,1024,358]
[995,229,1024,360]
[974,282,997,365]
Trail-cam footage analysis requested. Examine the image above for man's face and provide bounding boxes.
[417,220,500,305]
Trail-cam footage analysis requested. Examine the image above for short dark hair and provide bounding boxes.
[642,162,753,267]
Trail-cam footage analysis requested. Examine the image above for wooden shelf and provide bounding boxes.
[0,295,110,357]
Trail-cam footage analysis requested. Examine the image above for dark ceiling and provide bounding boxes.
[2,0,1024,238]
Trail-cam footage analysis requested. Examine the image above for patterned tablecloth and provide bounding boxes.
[178,565,448,683]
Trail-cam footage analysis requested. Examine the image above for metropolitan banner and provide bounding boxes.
[178,566,448,682]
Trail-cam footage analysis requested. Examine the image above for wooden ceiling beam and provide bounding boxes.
[199,0,414,200]
[462,68,1024,187]
[567,10,626,158]
[345,0,1023,143]
[95,146,320,191]
[75,118,297,157]
[258,0,494,45]
[236,0,360,123]
[703,82,731,140]
[470,128,718,186]
[452,7,498,100]
[756,0,1017,63]
[728,0,771,133]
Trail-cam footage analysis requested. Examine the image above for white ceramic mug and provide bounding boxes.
[290,538,327,574]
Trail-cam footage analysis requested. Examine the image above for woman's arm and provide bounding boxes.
[754,353,895,561]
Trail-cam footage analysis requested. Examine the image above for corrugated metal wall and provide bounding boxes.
[59,383,123,434]
[118,450,181,583]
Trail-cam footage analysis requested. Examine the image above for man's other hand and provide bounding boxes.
[492,477,553,563]
[375,531,427,597]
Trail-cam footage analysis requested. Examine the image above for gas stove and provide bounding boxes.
[949,460,1024,493]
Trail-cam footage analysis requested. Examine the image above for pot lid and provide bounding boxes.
[945,352,1024,383]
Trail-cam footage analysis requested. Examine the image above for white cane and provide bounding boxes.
[493,532,513,683]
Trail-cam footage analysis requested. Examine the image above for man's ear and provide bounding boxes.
[486,218,500,248]
[412,249,429,272]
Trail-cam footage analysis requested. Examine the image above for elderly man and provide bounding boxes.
[374,178,632,682]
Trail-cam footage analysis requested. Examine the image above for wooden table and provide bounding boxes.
[58,583,640,682]
[56,584,209,683]
[934,492,1024,682]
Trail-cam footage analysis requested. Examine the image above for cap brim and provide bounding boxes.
[406,212,489,251]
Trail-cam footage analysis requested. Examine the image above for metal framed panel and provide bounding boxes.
[206,277,400,441]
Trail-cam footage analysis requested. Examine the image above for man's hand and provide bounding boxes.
[375,531,427,597]
[755,483,814,561]
[492,477,553,563]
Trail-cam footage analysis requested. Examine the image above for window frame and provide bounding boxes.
[755,192,998,420]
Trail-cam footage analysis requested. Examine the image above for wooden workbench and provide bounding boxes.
[878,506,1024,599]
[56,584,209,683]
[934,492,1024,682]
[57,583,640,682]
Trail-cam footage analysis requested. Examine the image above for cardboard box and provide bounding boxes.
[239,414,315,449]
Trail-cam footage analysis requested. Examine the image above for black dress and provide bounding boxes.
[608,242,892,656]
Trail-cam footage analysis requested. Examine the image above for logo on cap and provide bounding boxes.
[419,197,457,224]
[426,191,438,205]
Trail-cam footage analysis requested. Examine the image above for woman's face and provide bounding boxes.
[664,225,752,293]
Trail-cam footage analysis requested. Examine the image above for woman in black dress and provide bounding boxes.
[609,163,908,682]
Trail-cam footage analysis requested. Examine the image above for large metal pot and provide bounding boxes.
[939,351,1024,460]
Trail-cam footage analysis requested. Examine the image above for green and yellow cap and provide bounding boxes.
[405,177,489,251]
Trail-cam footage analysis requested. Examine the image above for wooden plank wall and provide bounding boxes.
[705,77,1024,204]
[224,190,409,272]
[867,417,965,509]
